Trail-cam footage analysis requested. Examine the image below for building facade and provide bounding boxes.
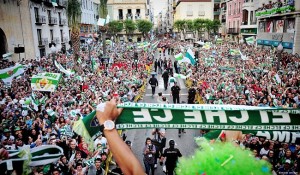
[0,0,70,61]
[174,0,214,40]
[226,0,243,41]
[107,0,147,42]
[240,0,257,40]
[29,0,70,58]
[80,0,99,40]
[256,0,300,54]
[219,0,227,37]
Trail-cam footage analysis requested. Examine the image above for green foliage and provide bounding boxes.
[99,0,108,18]
[136,20,153,36]
[108,20,124,34]
[67,0,81,28]
[124,19,136,34]
[185,19,194,31]
[193,18,206,32]
[174,20,186,32]
[176,138,272,175]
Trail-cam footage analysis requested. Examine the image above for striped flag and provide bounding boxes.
[185,48,196,65]
[30,145,63,166]
[174,53,184,61]
[73,111,100,151]
[30,92,39,111]
[245,36,255,45]
[77,58,82,64]
[54,61,74,76]
[0,64,25,84]
[273,74,281,84]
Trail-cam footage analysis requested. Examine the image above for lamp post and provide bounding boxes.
[134,52,138,72]
[50,45,57,66]
[277,43,283,71]
[87,38,93,63]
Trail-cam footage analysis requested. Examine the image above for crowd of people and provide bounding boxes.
[0,40,154,175]
[0,36,299,175]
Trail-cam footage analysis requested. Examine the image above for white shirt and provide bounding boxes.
[94,136,107,148]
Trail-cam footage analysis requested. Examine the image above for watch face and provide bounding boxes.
[104,120,115,130]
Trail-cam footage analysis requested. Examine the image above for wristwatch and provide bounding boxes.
[100,120,115,131]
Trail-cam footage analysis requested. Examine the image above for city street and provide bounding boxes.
[124,51,199,175]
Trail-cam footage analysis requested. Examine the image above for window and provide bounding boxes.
[50,29,53,41]
[58,12,61,23]
[234,3,236,14]
[250,11,253,24]
[47,10,51,20]
[34,7,39,20]
[229,5,231,15]
[60,30,63,42]
[186,5,193,16]
[239,2,241,13]
[37,29,42,42]
[198,11,205,16]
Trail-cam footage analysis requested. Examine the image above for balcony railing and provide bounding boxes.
[49,17,58,25]
[35,15,46,24]
[38,38,48,46]
[52,37,60,44]
[57,0,67,7]
[61,37,68,43]
[227,28,240,34]
[43,0,53,6]
[59,19,67,26]
[126,14,133,19]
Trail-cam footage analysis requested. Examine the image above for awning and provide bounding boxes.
[2,52,13,59]
[194,41,205,45]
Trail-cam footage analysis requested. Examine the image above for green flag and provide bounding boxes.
[73,111,100,150]
[31,72,62,92]
[0,64,25,84]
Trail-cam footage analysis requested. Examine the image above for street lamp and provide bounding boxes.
[277,43,283,71]
[50,45,57,65]
[87,38,93,64]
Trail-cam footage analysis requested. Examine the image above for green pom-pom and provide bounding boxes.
[176,139,271,175]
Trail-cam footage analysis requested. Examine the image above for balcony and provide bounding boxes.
[57,0,67,8]
[221,18,226,23]
[35,15,46,25]
[126,14,133,20]
[43,0,53,6]
[227,28,240,34]
[38,38,48,46]
[52,37,60,44]
[135,14,141,20]
[30,0,42,3]
[214,0,221,2]
[59,19,67,26]
[49,17,58,25]
[61,37,68,43]
[214,10,220,15]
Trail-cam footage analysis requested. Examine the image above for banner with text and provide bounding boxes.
[116,103,300,131]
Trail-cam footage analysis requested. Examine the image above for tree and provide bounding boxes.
[185,19,195,39]
[67,0,81,62]
[204,19,214,39]
[107,20,123,41]
[124,19,136,42]
[194,18,206,39]
[99,0,108,56]
[211,19,221,34]
[174,20,186,40]
[136,20,153,40]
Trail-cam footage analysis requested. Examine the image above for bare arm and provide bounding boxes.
[96,99,144,175]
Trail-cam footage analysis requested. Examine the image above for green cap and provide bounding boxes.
[14,127,21,131]
[4,128,10,133]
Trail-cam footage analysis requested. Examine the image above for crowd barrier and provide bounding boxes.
[133,64,152,102]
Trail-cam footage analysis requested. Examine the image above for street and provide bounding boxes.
[124,50,199,175]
